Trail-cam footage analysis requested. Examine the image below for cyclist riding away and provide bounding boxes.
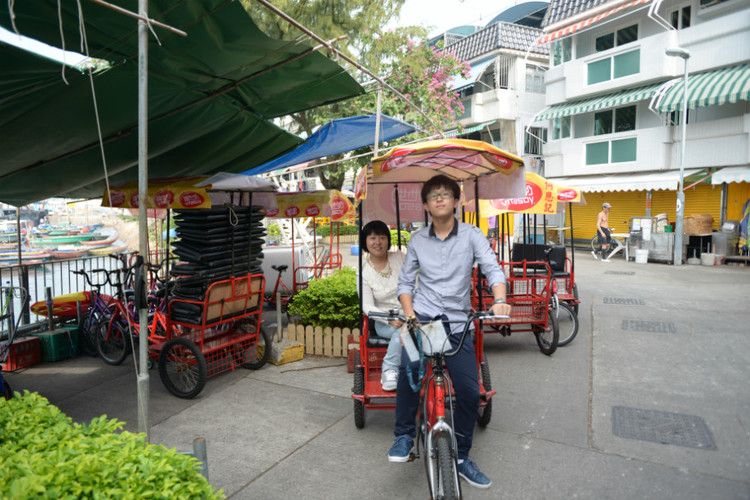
[390,174,512,489]
[593,202,613,262]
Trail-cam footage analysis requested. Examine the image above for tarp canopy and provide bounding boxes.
[650,64,750,113]
[0,0,364,207]
[711,166,750,185]
[243,115,418,176]
[534,82,664,121]
[550,169,705,192]
[451,57,495,91]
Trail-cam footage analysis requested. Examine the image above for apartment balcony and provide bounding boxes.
[460,88,547,124]
[545,5,750,105]
[543,115,750,178]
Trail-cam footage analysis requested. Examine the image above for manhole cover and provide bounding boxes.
[603,297,645,305]
[621,319,676,333]
[604,271,635,275]
[612,406,716,449]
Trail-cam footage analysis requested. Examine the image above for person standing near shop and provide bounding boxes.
[387,174,511,490]
[593,202,613,262]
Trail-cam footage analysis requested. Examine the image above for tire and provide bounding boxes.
[79,311,100,357]
[2,378,12,400]
[535,309,559,356]
[477,355,492,428]
[158,337,207,399]
[353,353,365,429]
[556,302,579,347]
[240,325,272,370]
[590,235,598,252]
[96,313,131,365]
[572,283,579,315]
[436,433,460,500]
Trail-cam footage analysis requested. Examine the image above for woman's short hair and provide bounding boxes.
[421,174,460,203]
[360,220,391,253]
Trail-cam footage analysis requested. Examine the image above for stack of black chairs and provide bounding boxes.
[168,205,265,322]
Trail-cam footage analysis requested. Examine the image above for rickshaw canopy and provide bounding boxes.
[360,139,526,225]
[476,172,586,216]
[266,190,355,222]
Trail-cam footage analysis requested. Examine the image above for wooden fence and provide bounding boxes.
[286,324,360,357]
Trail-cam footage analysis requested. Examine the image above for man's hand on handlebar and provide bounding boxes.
[490,302,511,317]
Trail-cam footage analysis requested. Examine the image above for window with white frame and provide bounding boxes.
[552,116,571,140]
[593,106,636,135]
[670,5,691,29]
[553,37,572,66]
[525,127,547,154]
[525,66,545,94]
[595,24,638,52]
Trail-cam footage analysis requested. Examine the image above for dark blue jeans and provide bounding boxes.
[394,313,480,460]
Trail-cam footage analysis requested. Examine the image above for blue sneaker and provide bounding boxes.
[458,459,492,489]
[387,435,414,463]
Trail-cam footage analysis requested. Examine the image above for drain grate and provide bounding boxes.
[603,297,645,305]
[612,406,716,449]
[621,319,676,333]
[604,271,635,275]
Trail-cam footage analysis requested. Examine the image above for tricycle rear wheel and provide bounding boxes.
[240,325,272,370]
[477,355,492,428]
[158,337,207,399]
[353,353,365,428]
[534,309,559,355]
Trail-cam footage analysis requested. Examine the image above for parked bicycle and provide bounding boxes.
[368,309,507,500]
[1,284,27,400]
[264,264,294,312]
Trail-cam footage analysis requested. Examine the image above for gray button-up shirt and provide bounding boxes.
[397,220,506,334]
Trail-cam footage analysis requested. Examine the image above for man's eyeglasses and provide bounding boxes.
[426,191,453,201]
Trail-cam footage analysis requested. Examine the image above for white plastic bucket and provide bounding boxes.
[700,253,716,266]
[635,249,648,264]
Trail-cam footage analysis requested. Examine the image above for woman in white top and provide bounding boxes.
[359,220,404,391]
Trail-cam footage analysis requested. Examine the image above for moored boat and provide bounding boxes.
[87,244,128,256]
[28,233,109,246]
[49,248,90,259]
[79,235,118,246]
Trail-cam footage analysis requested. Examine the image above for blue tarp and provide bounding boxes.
[242,114,417,176]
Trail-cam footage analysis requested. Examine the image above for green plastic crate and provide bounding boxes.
[31,328,79,362]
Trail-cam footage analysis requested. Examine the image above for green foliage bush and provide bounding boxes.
[287,268,359,329]
[314,224,359,237]
[267,223,281,239]
[0,391,224,499]
[390,229,410,247]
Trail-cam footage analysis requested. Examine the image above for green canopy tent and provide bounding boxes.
[0,0,364,207]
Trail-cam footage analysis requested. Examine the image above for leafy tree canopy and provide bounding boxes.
[242,0,470,190]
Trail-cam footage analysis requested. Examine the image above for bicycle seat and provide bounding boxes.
[271,264,288,272]
[366,329,391,348]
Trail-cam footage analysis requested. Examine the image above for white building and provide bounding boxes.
[440,2,551,173]
[535,0,750,253]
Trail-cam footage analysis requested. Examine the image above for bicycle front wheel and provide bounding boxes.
[556,302,579,347]
[96,314,131,365]
[435,433,460,500]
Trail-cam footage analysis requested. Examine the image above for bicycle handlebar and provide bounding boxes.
[72,268,112,288]
[368,310,510,358]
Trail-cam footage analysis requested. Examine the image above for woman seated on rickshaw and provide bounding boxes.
[359,220,404,391]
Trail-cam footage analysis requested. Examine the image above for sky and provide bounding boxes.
[389,0,528,37]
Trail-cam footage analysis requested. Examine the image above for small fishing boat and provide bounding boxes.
[49,248,90,259]
[79,235,118,246]
[88,244,128,256]
[0,250,52,262]
[28,233,109,246]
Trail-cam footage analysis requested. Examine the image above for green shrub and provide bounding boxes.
[267,223,281,239]
[390,229,410,247]
[315,224,359,237]
[0,391,224,499]
[287,268,359,329]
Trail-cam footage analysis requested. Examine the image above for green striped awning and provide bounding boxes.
[653,64,750,113]
[535,82,664,120]
[444,120,496,138]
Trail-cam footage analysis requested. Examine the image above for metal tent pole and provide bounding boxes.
[136,0,150,440]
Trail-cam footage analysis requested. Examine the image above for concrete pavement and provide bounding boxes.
[5,250,750,499]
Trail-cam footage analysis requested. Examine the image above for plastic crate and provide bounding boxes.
[31,328,79,362]
[1,336,42,371]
